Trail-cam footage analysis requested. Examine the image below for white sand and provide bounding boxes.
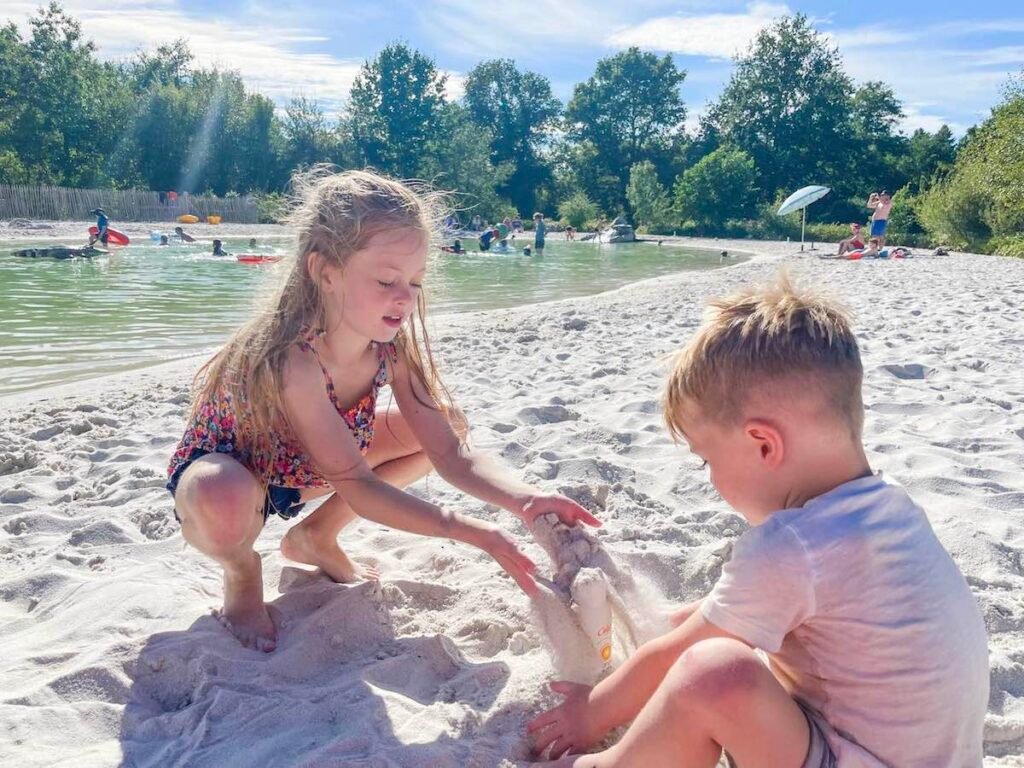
[1,240,1023,766]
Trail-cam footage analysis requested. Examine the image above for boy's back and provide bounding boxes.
[705,472,989,765]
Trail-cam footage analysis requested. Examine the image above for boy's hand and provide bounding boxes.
[519,494,602,529]
[527,681,604,759]
[462,519,539,597]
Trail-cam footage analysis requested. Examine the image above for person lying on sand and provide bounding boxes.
[528,274,988,767]
[166,169,599,652]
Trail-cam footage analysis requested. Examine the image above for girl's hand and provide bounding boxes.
[519,494,602,529]
[462,519,539,597]
[527,681,604,759]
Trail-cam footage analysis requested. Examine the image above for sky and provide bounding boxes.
[4,0,1023,136]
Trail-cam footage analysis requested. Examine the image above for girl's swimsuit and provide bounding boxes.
[166,328,397,521]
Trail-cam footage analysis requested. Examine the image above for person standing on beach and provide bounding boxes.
[166,169,599,652]
[866,190,892,248]
[529,276,988,767]
[533,213,546,252]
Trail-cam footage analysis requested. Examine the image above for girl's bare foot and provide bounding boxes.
[216,550,277,652]
[280,524,380,583]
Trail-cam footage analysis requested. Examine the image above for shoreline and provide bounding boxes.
[0,235,768,403]
[1,241,1022,765]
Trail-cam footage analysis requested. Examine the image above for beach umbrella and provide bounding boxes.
[777,185,830,251]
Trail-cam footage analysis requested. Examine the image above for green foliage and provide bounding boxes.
[418,104,513,224]
[349,42,447,178]
[565,47,686,213]
[699,15,856,213]
[463,59,561,215]
[915,176,992,249]
[990,235,1024,259]
[674,146,757,230]
[626,161,672,231]
[558,191,600,231]
[255,191,288,223]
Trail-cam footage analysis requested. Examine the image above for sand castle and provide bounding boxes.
[530,512,662,683]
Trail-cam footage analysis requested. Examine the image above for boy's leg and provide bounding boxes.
[174,453,276,651]
[281,406,432,582]
[544,638,810,768]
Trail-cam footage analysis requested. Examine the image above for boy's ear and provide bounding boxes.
[744,419,784,469]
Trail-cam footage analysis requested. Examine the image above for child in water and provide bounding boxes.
[167,169,598,652]
[212,239,228,257]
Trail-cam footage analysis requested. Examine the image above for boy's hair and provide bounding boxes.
[664,274,864,439]
[190,167,461,480]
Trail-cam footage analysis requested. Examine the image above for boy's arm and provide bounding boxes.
[528,603,742,757]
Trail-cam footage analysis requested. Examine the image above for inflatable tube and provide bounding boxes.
[88,226,130,246]
[149,231,163,242]
[236,254,281,264]
[177,214,199,224]
[206,215,221,225]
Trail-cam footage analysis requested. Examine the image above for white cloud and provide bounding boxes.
[1,1,364,110]
[604,3,791,60]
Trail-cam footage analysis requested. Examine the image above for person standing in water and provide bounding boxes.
[89,208,110,247]
[533,212,546,252]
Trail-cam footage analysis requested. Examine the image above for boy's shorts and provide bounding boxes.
[166,448,307,523]
[870,219,888,237]
[725,703,836,768]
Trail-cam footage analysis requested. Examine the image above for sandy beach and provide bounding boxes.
[1,239,1022,766]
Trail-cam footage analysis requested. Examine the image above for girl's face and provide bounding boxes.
[324,227,428,343]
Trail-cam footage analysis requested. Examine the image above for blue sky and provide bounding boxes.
[5,1,1023,136]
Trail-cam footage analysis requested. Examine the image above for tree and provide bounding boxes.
[463,59,561,215]
[850,81,907,193]
[674,146,757,230]
[626,161,672,231]
[899,126,956,193]
[281,96,336,170]
[349,43,447,178]
[418,103,512,223]
[699,15,854,210]
[558,190,600,230]
[565,47,686,213]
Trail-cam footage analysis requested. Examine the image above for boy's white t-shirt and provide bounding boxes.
[702,473,989,767]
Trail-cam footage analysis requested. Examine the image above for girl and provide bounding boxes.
[167,169,598,652]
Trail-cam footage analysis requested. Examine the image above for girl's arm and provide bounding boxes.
[389,350,600,529]
[281,355,538,594]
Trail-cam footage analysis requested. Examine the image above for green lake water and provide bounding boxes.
[0,236,745,396]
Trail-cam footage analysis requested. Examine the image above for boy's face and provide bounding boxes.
[674,400,782,522]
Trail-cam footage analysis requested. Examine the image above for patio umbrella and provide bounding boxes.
[777,185,830,251]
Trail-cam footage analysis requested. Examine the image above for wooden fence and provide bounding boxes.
[0,184,258,223]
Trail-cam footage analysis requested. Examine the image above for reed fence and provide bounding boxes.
[0,184,258,223]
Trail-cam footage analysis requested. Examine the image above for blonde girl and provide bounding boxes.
[167,169,598,652]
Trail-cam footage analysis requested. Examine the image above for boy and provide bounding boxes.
[534,212,547,251]
[866,191,892,248]
[529,276,988,767]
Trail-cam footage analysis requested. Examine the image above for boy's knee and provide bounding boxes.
[668,639,766,716]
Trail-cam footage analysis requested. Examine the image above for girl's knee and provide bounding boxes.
[178,459,262,550]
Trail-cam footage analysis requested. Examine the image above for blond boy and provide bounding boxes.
[529,276,988,767]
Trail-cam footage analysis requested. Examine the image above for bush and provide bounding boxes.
[991,235,1024,258]
[674,146,757,231]
[255,192,289,223]
[915,178,992,250]
[558,191,600,231]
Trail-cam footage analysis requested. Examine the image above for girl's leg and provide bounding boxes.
[174,453,277,651]
[544,639,810,768]
[280,406,433,582]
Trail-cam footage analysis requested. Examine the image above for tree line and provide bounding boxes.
[1,4,1020,254]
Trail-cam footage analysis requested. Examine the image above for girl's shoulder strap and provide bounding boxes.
[375,341,399,386]
[296,325,334,391]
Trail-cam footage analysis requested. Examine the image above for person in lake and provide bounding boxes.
[166,168,599,652]
[212,239,228,257]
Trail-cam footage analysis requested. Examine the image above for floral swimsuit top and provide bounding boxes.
[168,328,397,489]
